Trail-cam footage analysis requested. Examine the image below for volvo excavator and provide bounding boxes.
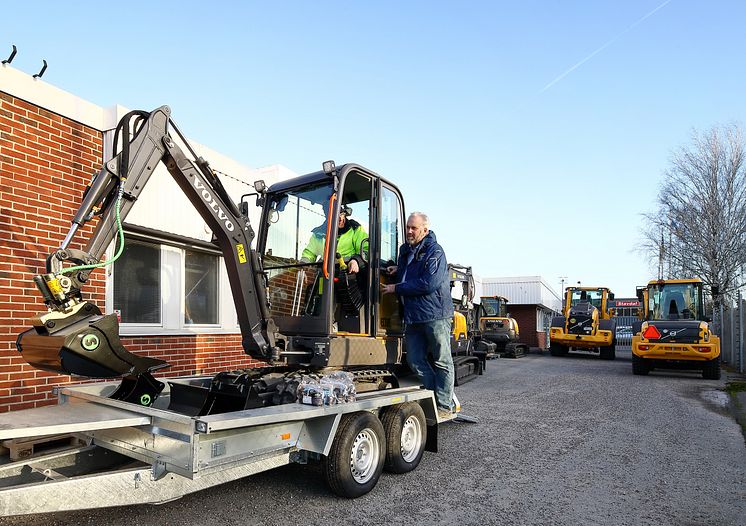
[477,296,529,358]
[16,105,437,414]
[447,263,490,384]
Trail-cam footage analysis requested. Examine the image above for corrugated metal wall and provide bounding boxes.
[481,277,562,312]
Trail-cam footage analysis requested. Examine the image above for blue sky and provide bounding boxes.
[4,1,746,297]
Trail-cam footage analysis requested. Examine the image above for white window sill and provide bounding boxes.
[119,327,241,337]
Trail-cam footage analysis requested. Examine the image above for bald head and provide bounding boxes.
[406,211,430,246]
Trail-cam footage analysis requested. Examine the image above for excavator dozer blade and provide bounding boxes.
[16,302,168,378]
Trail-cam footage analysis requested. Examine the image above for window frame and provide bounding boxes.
[106,229,239,336]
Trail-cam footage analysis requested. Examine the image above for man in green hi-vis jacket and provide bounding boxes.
[301,205,367,273]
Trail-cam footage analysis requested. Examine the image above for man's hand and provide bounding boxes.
[381,283,396,295]
[385,265,397,276]
[347,259,359,274]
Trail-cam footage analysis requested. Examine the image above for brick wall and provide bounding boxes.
[0,91,260,412]
[509,305,547,349]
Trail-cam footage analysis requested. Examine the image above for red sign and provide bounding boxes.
[643,325,661,339]
[615,300,640,307]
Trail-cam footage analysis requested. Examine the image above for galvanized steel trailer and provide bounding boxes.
[0,377,442,516]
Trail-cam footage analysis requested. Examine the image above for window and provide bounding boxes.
[184,250,219,325]
[380,186,402,265]
[113,239,161,324]
[110,234,236,334]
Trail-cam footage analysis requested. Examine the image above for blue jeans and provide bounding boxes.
[405,318,455,410]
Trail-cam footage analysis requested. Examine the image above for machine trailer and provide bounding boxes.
[0,377,448,515]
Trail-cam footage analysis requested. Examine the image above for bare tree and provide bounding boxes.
[640,124,746,301]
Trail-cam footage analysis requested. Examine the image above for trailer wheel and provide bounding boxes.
[702,355,721,380]
[380,402,426,474]
[323,412,385,498]
[632,353,649,375]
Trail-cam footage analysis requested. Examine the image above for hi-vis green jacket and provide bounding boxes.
[302,219,367,263]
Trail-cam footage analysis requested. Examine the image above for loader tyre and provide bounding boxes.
[380,402,426,474]
[323,412,385,498]
[550,344,568,357]
[702,355,721,380]
[632,353,649,376]
[600,343,616,360]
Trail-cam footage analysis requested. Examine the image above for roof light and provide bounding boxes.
[643,325,661,339]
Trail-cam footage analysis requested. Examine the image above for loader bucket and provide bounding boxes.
[16,302,168,378]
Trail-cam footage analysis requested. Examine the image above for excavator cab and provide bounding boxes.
[258,163,406,365]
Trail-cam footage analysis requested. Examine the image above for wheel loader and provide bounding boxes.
[549,286,617,360]
[631,278,720,379]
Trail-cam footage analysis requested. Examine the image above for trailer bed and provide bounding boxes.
[0,376,440,516]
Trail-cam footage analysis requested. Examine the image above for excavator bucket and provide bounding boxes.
[16,302,168,378]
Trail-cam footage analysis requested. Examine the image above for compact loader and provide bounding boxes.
[549,286,617,360]
[631,278,720,379]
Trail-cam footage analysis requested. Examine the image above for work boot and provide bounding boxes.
[437,407,454,420]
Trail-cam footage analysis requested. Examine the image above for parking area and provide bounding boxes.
[3,351,745,526]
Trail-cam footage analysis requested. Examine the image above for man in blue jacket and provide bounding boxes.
[382,211,455,417]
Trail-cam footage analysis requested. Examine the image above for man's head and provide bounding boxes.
[406,212,429,246]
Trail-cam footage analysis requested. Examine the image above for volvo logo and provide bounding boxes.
[193,178,235,231]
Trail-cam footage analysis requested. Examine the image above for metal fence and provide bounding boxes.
[613,315,637,350]
[715,292,745,374]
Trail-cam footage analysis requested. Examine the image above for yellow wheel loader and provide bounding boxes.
[549,287,617,360]
[631,278,720,379]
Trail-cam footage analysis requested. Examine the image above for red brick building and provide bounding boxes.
[480,276,562,350]
[0,66,290,412]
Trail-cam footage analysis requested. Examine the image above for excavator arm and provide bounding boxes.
[17,106,285,394]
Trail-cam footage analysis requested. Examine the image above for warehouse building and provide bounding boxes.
[480,276,562,350]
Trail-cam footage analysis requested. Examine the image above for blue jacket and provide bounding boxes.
[394,231,454,324]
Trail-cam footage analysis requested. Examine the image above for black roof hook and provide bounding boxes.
[2,44,17,65]
[33,59,47,79]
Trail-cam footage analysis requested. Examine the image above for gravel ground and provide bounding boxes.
[2,350,745,526]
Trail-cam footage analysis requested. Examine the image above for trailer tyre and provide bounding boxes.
[381,402,427,474]
[323,412,385,498]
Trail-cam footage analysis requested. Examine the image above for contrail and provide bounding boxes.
[540,0,673,93]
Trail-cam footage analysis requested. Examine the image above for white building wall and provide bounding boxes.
[482,276,562,312]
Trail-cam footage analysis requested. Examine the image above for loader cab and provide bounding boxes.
[565,287,614,319]
[258,163,405,343]
[644,280,704,321]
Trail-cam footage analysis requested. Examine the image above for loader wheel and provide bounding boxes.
[600,344,616,360]
[323,412,385,498]
[632,353,649,376]
[702,355,721,380]
[380,402,426,474]
[550,344,568,357]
